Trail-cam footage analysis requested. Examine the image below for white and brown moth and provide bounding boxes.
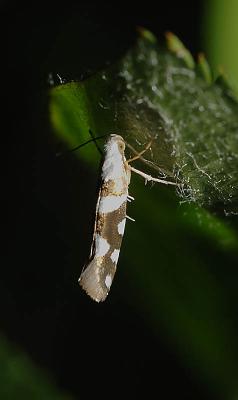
[79,134,176,302]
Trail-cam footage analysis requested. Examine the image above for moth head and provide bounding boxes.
[117,138,126,156]
[107,134,125,156]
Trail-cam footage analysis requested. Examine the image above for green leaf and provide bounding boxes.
[51,33,238,213]
[50,32,238,398]
[197,52,212,84]
[0,335,73,400]
[205,0,238,96]
[165,31,195,69]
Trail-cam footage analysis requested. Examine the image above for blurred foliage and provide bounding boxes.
[205,0,238,95]
[50,29,238,399]
[0,335,73,400]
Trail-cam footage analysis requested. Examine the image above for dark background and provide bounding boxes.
[3,1,224,399]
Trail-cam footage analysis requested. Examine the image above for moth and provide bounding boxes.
[79,134,176,302]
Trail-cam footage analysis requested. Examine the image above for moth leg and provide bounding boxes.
[130,166,177,186]
[127,139,154,163]
[127,194,135,202]
[126,215,135,222]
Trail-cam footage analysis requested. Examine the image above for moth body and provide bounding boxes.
[79,134,130,302]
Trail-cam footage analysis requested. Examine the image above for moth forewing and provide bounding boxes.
[79,135,130,302]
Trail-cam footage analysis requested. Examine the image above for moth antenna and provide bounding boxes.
[89,129,103,155]
[56,132,109,158]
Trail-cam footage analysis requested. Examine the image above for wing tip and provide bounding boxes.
[78,261,108,303]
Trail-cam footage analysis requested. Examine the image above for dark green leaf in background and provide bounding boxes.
[205,0,238,97]
[0,336,73,400]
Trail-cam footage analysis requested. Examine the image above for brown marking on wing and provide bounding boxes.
[101,178,128,197]
[80,201,127,302]
[98,202,127,247]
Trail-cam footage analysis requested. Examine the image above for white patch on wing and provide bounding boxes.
[105,274,112,289]
[99,194,127,213]
[102,139,125,181]
[118,219,126,235]
[103,157,124,182]
[110,249,120,264]
[95,234,110,257]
